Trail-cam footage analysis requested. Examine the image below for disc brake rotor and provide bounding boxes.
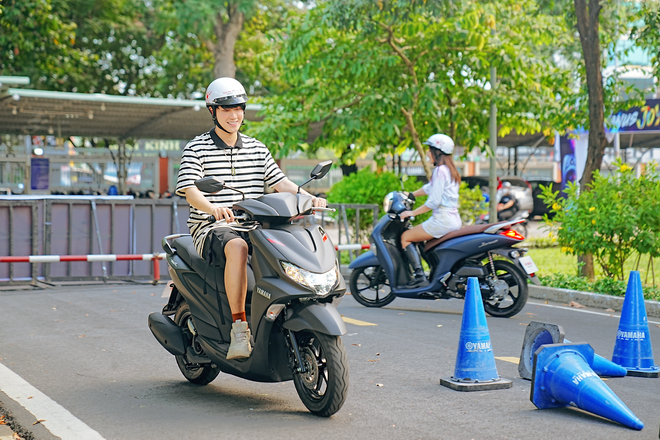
[489,279,510,301]
[300,347,319,390]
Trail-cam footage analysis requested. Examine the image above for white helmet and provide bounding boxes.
[205,77,248,107]
[423,133,454,155]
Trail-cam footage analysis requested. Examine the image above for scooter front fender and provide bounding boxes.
[283,302,347,336]
[348,250,379,270]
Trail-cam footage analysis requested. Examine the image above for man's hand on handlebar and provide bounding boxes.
[210,206,235,223]
[311,195,328,208]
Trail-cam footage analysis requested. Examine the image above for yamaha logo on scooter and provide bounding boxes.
[256,287,271,299]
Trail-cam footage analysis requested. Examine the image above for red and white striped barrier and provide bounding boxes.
[334,244,371,251]
[0,253,167,284]
[0,253,166,263]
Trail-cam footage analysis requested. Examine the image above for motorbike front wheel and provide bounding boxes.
[174,301,220,385]
[349,265,396,308]
[292,330,349,417]
[481,260,528,318]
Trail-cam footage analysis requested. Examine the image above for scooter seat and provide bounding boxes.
[171,235,207,275]
[423,222,510,252]
[170,235,255,294]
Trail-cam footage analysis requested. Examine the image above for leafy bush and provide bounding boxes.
[540,159,660,281]
[326,168,426,243]
[458,181,488,225]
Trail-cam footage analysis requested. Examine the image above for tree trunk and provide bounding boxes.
[117,139,127,196]
[574,0,609,191]
[211,4,244,79]
[574,0,608,279]
[401,108,432,180]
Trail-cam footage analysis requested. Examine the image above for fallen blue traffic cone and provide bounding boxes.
[518,322,627,379]
[531,343,644,430]
[440,277,512,391]
[518,321,565,380]
[611,271,659,378]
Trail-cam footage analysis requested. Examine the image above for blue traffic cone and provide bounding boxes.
[564,339,627,377]
[440,277,512,391]
[518,322,627,379]
[531,343,644,430]
[611,271,659,378]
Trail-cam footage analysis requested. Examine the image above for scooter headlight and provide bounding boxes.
[281,261,339,296]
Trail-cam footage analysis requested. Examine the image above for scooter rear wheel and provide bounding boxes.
[349,265,396,308]
[292,330,349,417]
[174,301,220,385]
[482,260,528,318]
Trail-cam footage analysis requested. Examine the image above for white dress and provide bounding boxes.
[420,165,462,238]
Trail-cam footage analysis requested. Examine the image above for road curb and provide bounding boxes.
[528,285,660,318]
[340,266,660,318]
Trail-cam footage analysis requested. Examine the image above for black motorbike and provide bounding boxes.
[148,161,349,417]
[348,191,541,318]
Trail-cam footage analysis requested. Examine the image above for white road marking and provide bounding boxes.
[527,301,660,325]
[0,363,105,440]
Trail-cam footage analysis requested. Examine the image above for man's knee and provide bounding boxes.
[225,238,248,261]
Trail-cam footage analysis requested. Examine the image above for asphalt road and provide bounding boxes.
[0,282,659,440]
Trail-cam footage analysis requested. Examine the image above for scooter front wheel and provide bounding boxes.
[292,330,349,417]
[349,265,396,308]
[174,301,220,385]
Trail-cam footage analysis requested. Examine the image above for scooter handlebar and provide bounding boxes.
[206,211,247,223]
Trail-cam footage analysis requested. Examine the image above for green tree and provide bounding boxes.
[0,0,83,85]
[251,0,571,177]
[539,0,641,279]
[632,0,660,82]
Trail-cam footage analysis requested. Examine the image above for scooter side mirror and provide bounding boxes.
[194,176,225,193]
[310,160,333,180]
[297,160,333,193]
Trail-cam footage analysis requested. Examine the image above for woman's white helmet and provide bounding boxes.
[205,77,248,107]
[423,134,454,155]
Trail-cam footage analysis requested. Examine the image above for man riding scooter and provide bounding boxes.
[175,77,327,359]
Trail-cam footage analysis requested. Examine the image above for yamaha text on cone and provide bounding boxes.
[531,343,644,430]
[518,321,626,380]
[440,277,512,391]
[611,271,659,377]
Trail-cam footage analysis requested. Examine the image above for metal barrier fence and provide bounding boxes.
[0,197,379,286]
[0,196,188,285]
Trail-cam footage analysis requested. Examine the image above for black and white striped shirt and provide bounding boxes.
[176,130,286,255]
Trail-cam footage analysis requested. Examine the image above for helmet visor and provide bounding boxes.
[211,93,248,106]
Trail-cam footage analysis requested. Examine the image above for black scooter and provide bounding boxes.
[348,191,541,318]
[148,161,349,417]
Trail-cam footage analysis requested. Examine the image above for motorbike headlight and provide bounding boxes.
[281,261,339,296]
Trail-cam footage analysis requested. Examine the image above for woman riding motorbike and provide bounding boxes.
[400,134,462,287]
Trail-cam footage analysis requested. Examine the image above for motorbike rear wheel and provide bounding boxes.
[292,330,349,417]
[174,301,220,385]
[482,260,528,318]
[349,265,396,308]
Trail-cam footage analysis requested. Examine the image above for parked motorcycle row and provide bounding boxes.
[149,162,539,417]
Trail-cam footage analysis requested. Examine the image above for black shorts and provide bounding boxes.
[201,227,249,267]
